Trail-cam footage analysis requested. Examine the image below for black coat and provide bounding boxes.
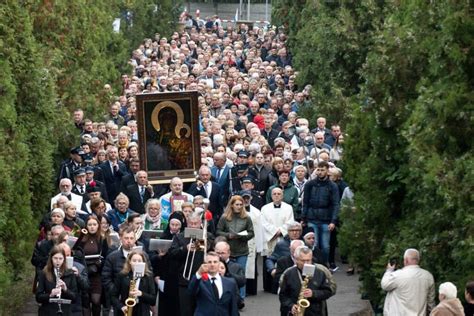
[124,183,154,214]
[98,161,128,202]
[31,240,54,273]
[101,249,127,293]
[36,269,78,316]
[111,272,156,316]
[279,266,333,316]
[187,181,223,220]
[168,231,215,286]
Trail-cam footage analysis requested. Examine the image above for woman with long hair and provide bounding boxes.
[111,250,156,316]
[78,216,108,316]
[216,195,255,301]
[36,245,78,316]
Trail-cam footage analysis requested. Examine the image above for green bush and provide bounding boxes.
[274,0,474,309]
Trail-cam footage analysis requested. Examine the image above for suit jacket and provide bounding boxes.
[188,181,223,220]
[98,161,128,202]
[188,275,239,316]
[211,165,230,204]
[124,183,153,214]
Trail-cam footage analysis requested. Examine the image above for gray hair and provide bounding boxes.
[294,245,312,258]
[287,221,302,231]
[404,248,420,263]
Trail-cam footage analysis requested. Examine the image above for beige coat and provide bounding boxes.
[431,298,464,316]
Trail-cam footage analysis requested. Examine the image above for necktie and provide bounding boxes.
[216,168,221,182]
[140,186,145,202]
[204,183,209,197]
[80,186,84,194]
[211,277,219,299]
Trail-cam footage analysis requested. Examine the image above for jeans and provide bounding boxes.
[307,222,330,265]
[233,255,248,299]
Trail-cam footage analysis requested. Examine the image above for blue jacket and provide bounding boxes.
[302,177,340,224]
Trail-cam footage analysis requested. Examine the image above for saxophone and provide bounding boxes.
[125,277,137,316]
[296,275,310,316]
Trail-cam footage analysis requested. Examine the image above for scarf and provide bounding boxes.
[146,213,162,229]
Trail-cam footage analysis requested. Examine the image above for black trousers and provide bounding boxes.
[262,256,274,292]
[178,285,196,316]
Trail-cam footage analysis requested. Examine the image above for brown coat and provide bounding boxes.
[431,298,464,316]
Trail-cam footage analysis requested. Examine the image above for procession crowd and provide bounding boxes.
[30,13,474,316]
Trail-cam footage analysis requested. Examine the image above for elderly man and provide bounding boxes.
[215,241,246,309]
[98,145,128,202]
[51,178,84,211]
[310,131,332,158]
[261,187,295,255]
[381,248,435,315]
[123,170,155,214]
[188,166,223,221]
[265,221,302,293]
[158,177,194,226]
[279,246,333,316]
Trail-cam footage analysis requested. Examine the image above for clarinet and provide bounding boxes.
[55,267,63,315]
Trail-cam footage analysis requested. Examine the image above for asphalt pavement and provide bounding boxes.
[21,257,371,316]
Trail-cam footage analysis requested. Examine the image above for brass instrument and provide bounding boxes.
[125,277,137,316]
[182,228,206,281]
[296,275,310,316]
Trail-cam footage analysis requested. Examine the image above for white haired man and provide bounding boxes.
[381,248,435,315]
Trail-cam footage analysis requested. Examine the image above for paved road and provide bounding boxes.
[22,257,370,315]
[241,258,370,316]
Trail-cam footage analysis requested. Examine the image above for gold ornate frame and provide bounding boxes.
[136,91,201,184]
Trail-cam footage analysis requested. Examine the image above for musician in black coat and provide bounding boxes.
[36,246,78,316]
[279,246,333,316]
[111,250,156,316]
[168,213,215,316]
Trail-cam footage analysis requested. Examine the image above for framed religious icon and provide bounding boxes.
[136,91,201,184]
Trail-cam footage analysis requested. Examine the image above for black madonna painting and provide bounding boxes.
[136,91,200,183]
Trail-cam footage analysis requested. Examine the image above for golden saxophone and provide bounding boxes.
[125,277,137,316]
[296,275,310,316]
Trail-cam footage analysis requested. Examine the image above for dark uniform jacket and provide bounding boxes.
[279,266,333,316]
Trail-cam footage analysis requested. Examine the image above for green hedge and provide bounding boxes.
[0,0,180,313]
[273,0,474,310]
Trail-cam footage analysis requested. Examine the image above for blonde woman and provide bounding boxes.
[111,250,156,316]
[216,195,254,300]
